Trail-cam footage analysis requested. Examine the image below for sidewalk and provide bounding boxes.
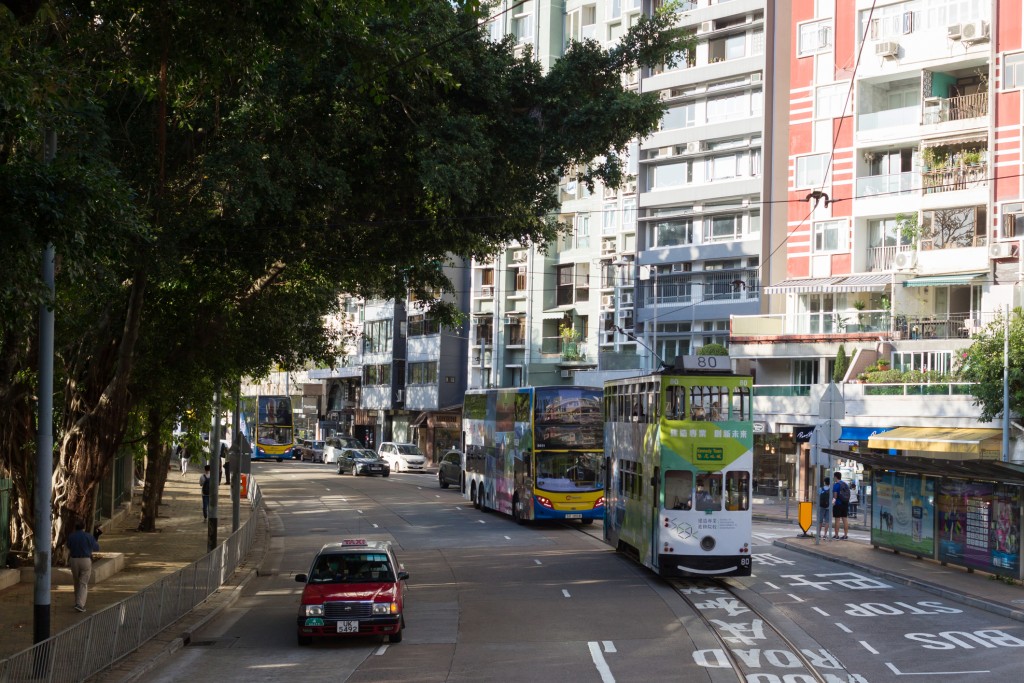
[754,498,1024,623]
[0,467,253,662]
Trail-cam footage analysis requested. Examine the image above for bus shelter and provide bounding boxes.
[825,429,1024,582]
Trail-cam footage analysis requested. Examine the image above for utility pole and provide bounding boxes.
[34,129,57,645]
[1003,303,1010,463]
[231,379,241,531]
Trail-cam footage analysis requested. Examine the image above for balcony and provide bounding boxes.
[858,104,919,132]
[866,245,913,271]
[731,311,983,342]
[922,93,987,124]
[922,163,987,194]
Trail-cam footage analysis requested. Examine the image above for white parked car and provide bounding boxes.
[324,435,366,464]
[378,442,426,472]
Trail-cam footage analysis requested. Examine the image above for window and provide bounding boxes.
[793,359,818,385]
[649,161,692,189]
[408,362,438,385]
[575,214,591,249]
[798,20,832,55]
[603,203,617,234]
[709,33,746,62]
[725,471,750,511]
[662,102,695,130]
[813,220,844,252]
[665,470,693,510]
[1005,53,1024,90]
[363,319,393,354]
[1004,204,1024,238]
[653,219,694,247]
[706,93,747,121]
[795,153,829,188]
[512,12,534,44]
[710,154,739,180]
[694,473,722,511]
[921,206,986,250]
[704,214,742,242]
[622,199,637,233]
[407,314,439,337]
[363,363,392,386]
[815,83,848,118]
[515,268,528,291]
[556,265,575,306]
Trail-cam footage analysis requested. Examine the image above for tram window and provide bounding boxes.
[694,473,722,511]
[665,470,693,510]
[729,386,750,421]
[690,386,709,420]
[725,471,750,511]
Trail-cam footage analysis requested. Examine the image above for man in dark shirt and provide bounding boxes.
[67,521,102,612]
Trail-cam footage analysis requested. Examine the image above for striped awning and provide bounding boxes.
[903,272,987,287]
[830,273,893,292]
[763,277,845,294]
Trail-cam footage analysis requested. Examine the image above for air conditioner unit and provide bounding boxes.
[875,41,899,58]
[946,23,962,40]
[560,369,572,379]
[480,285,494,296]
[601,294,614,307]
[621,292,633,305]
[961,20,989,42]
[989,241,1018,259]
[699,21,713,34]
[511,250,527,263]
[660,146,675,158]
[685,141,700,154]
[623,180,637,195]
[893,250,918,270]
[659,90,673,101]
[750,72,762,84]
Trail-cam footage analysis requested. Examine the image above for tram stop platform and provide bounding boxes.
[754,498,1024,623]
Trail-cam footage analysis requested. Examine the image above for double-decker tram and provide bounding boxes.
[604,356,753,577]
[463,386,604,524]
[239,395,294,462]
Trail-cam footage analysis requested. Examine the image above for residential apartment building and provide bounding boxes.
[731,0,1021,502]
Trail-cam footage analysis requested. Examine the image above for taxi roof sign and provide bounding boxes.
[341,539,368,546]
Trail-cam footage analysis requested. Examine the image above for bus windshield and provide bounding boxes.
[535,452,603,492]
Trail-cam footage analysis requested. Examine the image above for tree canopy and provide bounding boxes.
[957,308,1024,424]
[0,0,690,552]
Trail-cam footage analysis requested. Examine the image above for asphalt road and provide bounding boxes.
[141,464,1024,683]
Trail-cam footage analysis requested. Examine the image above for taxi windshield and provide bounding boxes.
[309,553,394,583]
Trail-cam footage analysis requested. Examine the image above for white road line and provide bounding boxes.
[813,607,830,617]
[788,593,804,603]
[860,640,879,654]
[534,559,542,565]
[886,663,990,676]
[435,495,440,498]
[562,589,571,598]
[504,535,511,540]
[477,520,486,524]
[372,523,379,529]
[587,641,616,683]
[456,506,462,510]
[603,641,616,653]
[763,582,779,590]
[357,509,363,514]
[375,644,388,656]
[417,487,422,490]
[836,623,852,633]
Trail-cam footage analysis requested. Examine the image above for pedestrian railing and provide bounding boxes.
[0,480,264,682]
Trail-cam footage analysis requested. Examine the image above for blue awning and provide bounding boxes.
[839,426,892,443]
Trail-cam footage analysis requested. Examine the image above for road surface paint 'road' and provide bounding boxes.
[588,641,615,683]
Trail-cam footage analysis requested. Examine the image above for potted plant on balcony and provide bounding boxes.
[851,300,867,331]
[896,212,922,246]
[559,323,583,361]
[877,358,891,371]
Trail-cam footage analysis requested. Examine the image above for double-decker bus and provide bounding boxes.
[463,386,604,524]
[604,356,753,577]
[239,395,294,462]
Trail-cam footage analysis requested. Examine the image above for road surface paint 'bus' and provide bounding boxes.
[239,395,294,461]
[604,356,753,577]
[463,386,604,524]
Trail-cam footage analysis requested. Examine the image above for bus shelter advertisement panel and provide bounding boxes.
[871,472,935,556]
[937,481,1020,578]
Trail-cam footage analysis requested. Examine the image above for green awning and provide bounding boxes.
[903,272,986,287]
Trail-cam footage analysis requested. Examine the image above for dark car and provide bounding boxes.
[437,449,464,491]
[338,448,390,477]
[295,539,408,645]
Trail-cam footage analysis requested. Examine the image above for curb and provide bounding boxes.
[773,537,1024,624]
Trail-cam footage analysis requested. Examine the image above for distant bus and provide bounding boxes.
[239,395,294,462]
[604,356,753,577]
[463,386,604,524]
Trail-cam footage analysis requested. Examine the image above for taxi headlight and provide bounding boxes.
[372,602,398,615]
[304,604,324,617]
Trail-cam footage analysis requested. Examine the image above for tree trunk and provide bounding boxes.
[138,406,170,531]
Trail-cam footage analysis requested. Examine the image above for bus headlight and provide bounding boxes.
[373,602,398,615]
[304,604,324,617]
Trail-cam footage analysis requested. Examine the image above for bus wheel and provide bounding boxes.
[472,484,480,509]
[298,634,312,646]
[581,518,594,526]
[276,457,283,463]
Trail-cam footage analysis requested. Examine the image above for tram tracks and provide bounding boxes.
[671,578,845,683]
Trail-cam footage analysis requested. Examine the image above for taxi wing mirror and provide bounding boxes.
[397,571,410,581]
[295,574,307,583]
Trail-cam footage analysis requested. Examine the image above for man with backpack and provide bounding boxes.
[832,471,851,539]
[817,477,833,540]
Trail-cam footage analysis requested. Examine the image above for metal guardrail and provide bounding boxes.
[0,480,264,682]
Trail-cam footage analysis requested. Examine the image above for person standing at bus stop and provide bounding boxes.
[67,521,102,612]
[832,471,851,540]
[817,478,832,540]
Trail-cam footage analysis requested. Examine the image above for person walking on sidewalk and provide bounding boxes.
[832,471,851,539]
[200,465,211,520]
[817,478,832,540]
[849,482,859,518]
[67,521,102,612]
[177,443,188,476]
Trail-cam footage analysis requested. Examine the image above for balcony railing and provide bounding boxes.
[733,311,986,340]
[922,163,988,194]
[866,245,913,271]
[923,92,988,124]
[856,171,917,198]
[858,104,919,132]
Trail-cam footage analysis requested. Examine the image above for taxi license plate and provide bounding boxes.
[337,621,359,633]
[565,513,582,519]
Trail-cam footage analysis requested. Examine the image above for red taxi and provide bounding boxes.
[295,539,408,645]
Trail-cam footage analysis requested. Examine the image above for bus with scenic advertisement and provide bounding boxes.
[239,395,294,462]
[463,386,604,524]
[604,356,753,577]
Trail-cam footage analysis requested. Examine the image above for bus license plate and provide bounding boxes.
[565,514,582,519]
[337,621,359,633]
